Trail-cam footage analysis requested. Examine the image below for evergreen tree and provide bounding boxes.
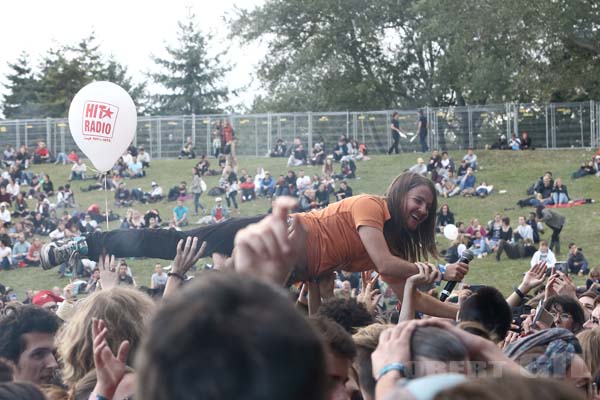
[150,12,229,115]
[2,52,42,118]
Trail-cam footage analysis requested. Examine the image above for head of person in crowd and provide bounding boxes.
[432,376,586,400]
[458,286,512,343]
[57,287,155,386]
[317,298,374,334]
[0,305,61,385]
[136,272,327,400]
[505,328,591,393]
[310,316,357,400]
[31,290,63,314]
[384,172,438,263]
[352,323,391,400]
[576,328,600,379]
[584,301,600,330]
[578,290,599,319]
[544,295,586,333]
[410,325,470,378]
[456,321,493,341]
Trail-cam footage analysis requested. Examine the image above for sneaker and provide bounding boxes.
[40,236,88,270]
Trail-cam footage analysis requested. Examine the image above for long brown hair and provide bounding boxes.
[383,172,438,262]
[56,287,155,386]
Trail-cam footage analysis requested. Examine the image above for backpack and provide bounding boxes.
[208,186,226,196]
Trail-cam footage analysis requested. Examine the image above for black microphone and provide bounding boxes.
[439,249,475,302]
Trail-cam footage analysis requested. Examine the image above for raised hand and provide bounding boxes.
[233,196,306,286]
[92,318,130,400]
[357,271,382,316]
[98,254,119,290]
[522,261,547,292]
[172,237,207,276]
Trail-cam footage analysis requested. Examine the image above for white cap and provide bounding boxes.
[215,197,222,202]
[151,181,157,186]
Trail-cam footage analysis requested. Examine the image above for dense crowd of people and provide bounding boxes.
[0,133,600,400]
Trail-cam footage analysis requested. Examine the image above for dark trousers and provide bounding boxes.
[549,225,563,253]
[420,132,429,153]
[85,216,266,262]
[388,132,400,154]
[495,240,524,261]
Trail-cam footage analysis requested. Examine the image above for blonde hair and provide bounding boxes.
[56,287,155,386]
[577,328,600,375]
[352,323,392,350]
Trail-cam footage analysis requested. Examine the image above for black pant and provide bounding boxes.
[85,216,265,262]
[496,239,524,260]
[388,132,400,154]
[549,225,562,251]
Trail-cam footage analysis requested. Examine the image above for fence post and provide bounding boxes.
[45,118,51,152]
[255,118,259,157]
[157,117,162,159]
[514,103,519,138]
[206,116,211,156]
[307,112,313,151]
[545,105,549,149]
[346,111,350,139]
[267,113,272,155]
[467,105,473,148]
[191,114,196,148]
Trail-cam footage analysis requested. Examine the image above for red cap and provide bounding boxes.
[32,290,63,306]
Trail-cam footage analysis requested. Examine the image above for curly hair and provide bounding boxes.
[56,287,154,386]
[0,305,60,363]
[316,298,374,333]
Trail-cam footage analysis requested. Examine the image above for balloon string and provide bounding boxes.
[103,173,109,231]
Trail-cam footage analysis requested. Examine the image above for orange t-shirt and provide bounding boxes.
[294,195,390,278]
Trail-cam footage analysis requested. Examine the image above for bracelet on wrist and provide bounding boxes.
[376,362,410,381]
[514,287,525,299]
[96,395,109,400]
[167,272,186,281]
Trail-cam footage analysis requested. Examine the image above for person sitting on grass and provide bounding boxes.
[530,240,556,269]
[210,197,230,224]
[551,177,570,205]
[70,159,87,181]
[567,243,588,276]
[435,204,455,234]
[172,199,189,227]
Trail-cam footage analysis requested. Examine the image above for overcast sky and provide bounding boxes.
[0,0,266,111]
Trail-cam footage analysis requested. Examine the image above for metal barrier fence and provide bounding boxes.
[0,101,598,159]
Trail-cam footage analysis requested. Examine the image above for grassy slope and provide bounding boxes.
[2,149,599,296]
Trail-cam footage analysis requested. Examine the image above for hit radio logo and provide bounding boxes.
[82,101,119,140]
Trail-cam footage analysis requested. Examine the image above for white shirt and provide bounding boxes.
[516,224,534,242]
[49,228,66,241]
[72,162,87,173]
[150,186,164,197]
[0,209,10,223]
[0,246,11,261]
[531,249,557,269]
[138,152,151,163]
[296,176,312,191]
[6,183,19,197]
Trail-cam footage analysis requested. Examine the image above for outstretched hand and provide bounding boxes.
[233,196,307,286]
[92,318,130,400]
[357,271,382,316]
[522,261,547,292]
[98,254,119,290]
[172,237,207,276]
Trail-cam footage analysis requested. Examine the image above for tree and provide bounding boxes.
[2,52,43,118]
[232,0,600,112]
[150,12,230,115]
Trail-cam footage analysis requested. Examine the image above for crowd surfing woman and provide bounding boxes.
[40,172,469,317]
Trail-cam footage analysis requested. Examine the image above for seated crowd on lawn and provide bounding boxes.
[1,136,600,400]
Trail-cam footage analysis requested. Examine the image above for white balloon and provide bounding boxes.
[443,224,459,241]
[68,81,137,172]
